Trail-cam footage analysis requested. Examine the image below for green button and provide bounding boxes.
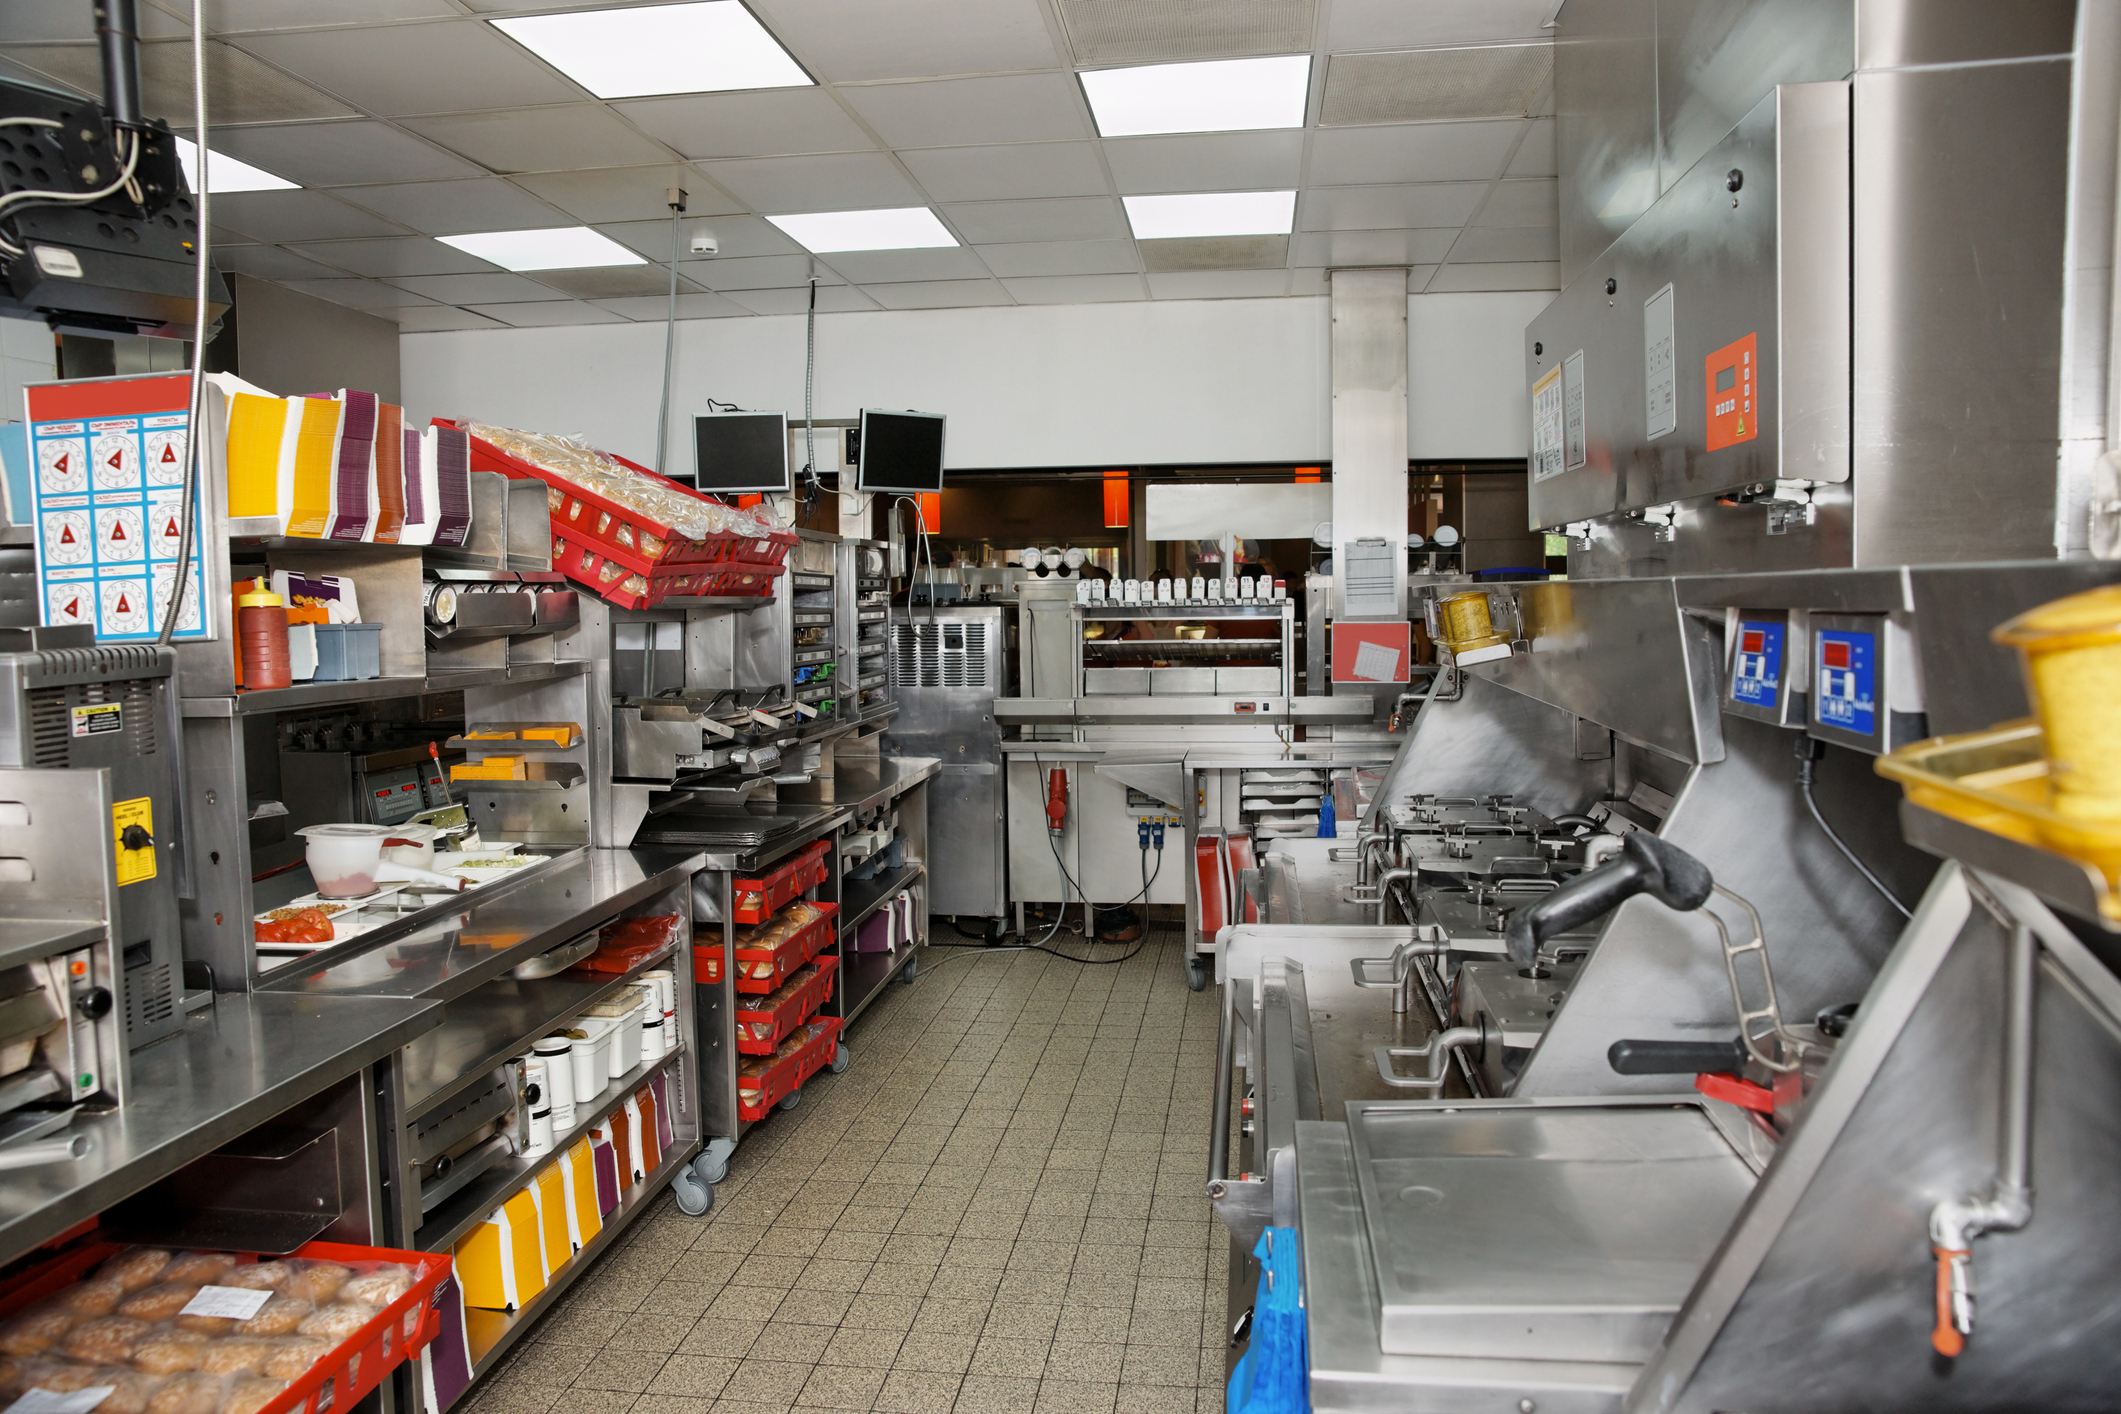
[78,1072,92,1088]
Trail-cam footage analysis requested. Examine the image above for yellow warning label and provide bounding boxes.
[112,796,155,886]
[72,702,122,738]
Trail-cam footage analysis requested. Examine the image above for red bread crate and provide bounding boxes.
[735,953,841,1054]
[551,529,711,609]
[736,1015,843,1120]
[695,899,839,995]
[734,840,832,924]
[0,1239,450,1414]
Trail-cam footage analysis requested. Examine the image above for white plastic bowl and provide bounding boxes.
[296,823,395,898]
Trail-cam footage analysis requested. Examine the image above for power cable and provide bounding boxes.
[156,2,207,644]
[652,189,683,477]
[1796,740,1910,919]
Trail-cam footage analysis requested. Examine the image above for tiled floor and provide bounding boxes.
[466,929,1227,1414]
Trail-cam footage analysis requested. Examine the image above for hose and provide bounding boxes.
[1796,744,1910,918]
[156,0,208,645]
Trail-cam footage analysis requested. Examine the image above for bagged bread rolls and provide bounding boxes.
[62,1315,152,1363]
[295,1303,376,1342]
[220,1375,286,1414]
[0,1306,76,1356]
[282,1264,348,1306]
[261,1336,331,1382]
[99,1250,174,1293]
[147,1371,228,1414]
[97,1370,163,1414]
[196,1339,274,1377]
[337,1269,412,1308]
[162,1255,238,1287]
[221,1264,292,1292]
[56,1281,125,1317]
[231,1295,310,1339]
[119,1284,201,1323]
[132,1329,211,1375]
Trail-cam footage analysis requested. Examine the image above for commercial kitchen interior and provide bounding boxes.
[1,2,2119,1414]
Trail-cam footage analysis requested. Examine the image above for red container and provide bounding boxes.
[550,529,781,610]
[736,1016,842,1120]
[0,1240,450,1414]
[733,840,832,924]
[735,953,840,1054]
[695,898,840,995]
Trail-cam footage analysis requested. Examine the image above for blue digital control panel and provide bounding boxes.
[1730,619,1784,710]
[1814,628,1877,739]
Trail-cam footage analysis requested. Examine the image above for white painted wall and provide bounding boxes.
[398,290,1551,471]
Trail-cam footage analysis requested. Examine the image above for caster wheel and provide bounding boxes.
[777,1086,802,1111]
[671,1167,713,1216]
[694,1137,735,1187]
[901,952,919,983]
[1186,956,1210,992]
[830,1042,851,1075]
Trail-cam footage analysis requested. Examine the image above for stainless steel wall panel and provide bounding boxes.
[1656,0,1853,191]
[1854,0,2077,68]
[1556,0,1660,283]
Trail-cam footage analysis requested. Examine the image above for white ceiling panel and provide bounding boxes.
[1326,0,1554,50]
[12,1,188,41]
[820,247,990,284]
[594,291,755,320]
[1103,131,1304,195]
[405,106,673,174]
[214,120,479,185]
[1145,270,1292,299]
[841,74,1090,150]
[384,270,570,303]
[530,265,698,300]
[392,305,507,332]
[282,236,500,277]
[598,214,801,260]
[511,166,746,224]
[1508,118,1555,177]
[4,39,358,125]
[211,244,355,279]
[210,189,411,242]
[236,22,581,117]
[466,300,629,326]
[698,152,922,213]
[278,277,438,309]
[1291,227,1458,266]
[1473,178,1557,227]
[898,143,1109,204]
[1002,273,1144,304]
[1057,0,1315,65]
[145,0,459,30]
[1450,226,1559,263]
[865,278,1012,309]
[1297,182,1487,230]
[974,239,1139,277]
[1424,261,1559,293]
[613,89,877,160]
[721,285,881,315]
[942,196,1128,244]
[687,254,840,291]
[754,0,1059,83]
[1306,122,1521,186]
[336,177,567,234]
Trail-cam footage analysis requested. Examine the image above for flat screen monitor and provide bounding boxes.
[854,409,946,494]
[691,410,790,493]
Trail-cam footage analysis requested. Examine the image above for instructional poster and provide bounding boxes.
[26,374,207,643]
[1530,363,1564,482]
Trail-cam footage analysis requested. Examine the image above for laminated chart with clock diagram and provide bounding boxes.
[26,373,209,643]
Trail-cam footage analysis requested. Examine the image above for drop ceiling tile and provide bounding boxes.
[7,39,356,124]
[594,292,755,320]
[512,166,746,224]
[211,244,354,279]
[1055,0,1316,64]
[1306,121,1521,185]
[941,196,1128,244]
[404,106,672,175]
[897,143,1108,204]
[754,0,1059,82]
[842,73,1087,149]
[1145,270,1292,299]
[1001,273,1144,304]
[530,266,696,300]
[1326,0,1554,49]
[465,300,629,327]
[283,236,498,277]
[392,305,507,332]
[1297,182,1486,231]
[1102,131,1304,195]
[384,271,568,303]
[1508,118,1554,177]
[1450,226,1559,262]
[974,239,1138,277]
[613,90,876,160]
[689,255,839,291]
[1291,228,1459,266]
[1292,265,1435,295]
[237,21,580,117]
[214,121,479,186]
[1473,178,1557,227]
[210,189,411,243]
[598,214,800,261]
[721,285,880,315]
[820,247,989,284]
[1424,261,1559,293]
[277,277,440,310]
[334,178,567,235]
[14,1,189,41]
[864,278,1012,310]
[147,0,459,29]
[698,152,921,213]
[1140,235,1287,272]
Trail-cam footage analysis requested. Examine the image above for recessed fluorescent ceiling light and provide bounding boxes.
[1123,191,1296,240]
[766,207,957,253]
[1082,55,1311,137]
[492,1,809,99]
[173,137,296,194]
[438,227,645,271]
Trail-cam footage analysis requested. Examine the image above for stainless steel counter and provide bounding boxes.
[259,848,705,1001]
[0,991,440,1266]
[777,755,940,815]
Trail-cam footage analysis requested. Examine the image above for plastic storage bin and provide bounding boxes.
[697,900,839,994]
[311,623,383,681]
[569,1015,616,1099]
[585,987,646,1078]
